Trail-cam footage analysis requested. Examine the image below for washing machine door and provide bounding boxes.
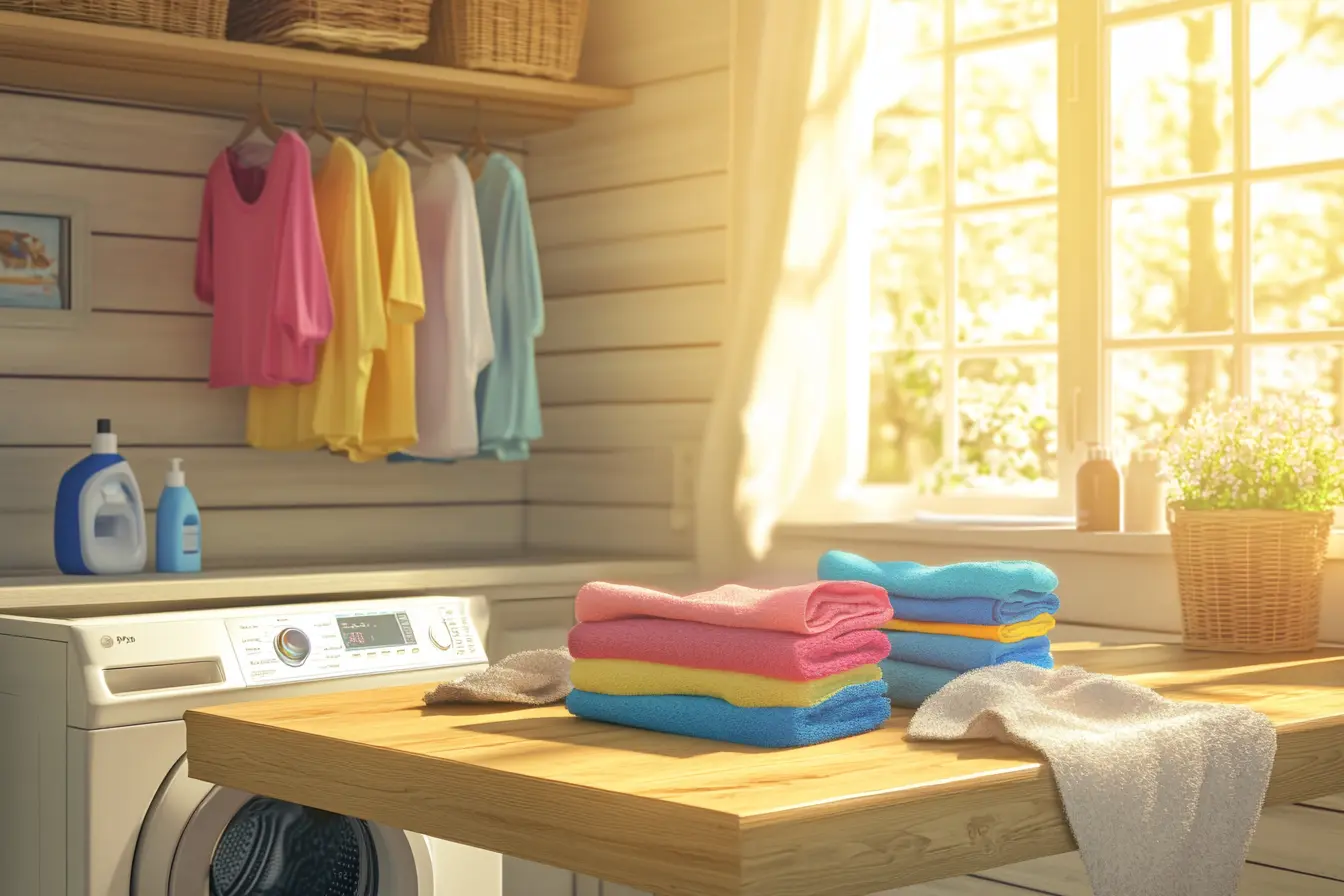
[132,755,433,896]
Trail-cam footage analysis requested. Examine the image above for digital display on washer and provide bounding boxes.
[336,612,415,650]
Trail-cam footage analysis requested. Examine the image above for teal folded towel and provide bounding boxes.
[565,680,891,748]
[819,550,1058,601]
[885,631,1054,673]
[880,659,962,709]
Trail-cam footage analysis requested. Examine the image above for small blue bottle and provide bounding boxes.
[156,458,202,573]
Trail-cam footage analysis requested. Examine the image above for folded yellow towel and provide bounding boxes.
[881,613,1056,642]
[568,658,880,708]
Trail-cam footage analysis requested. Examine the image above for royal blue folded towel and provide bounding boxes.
[565,680,891,748]
[891,593,1061,626]
[818,550,1058,602]
[885,631,1054,673]
[880,659,961,709]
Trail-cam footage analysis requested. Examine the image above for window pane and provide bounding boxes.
[1250,0,1344,169]
[956,205,1058,343]
[955,355,1058,490]
[873,219,944,349]
[1111,348,1233,456]
[1107,0,1167,11]
[874,58,944,211]
[1252,344,1344,426]
[1250,174,1344,331]
[955,0,1054,42]
[1110,186,1233,337]
[880,0,944,53]
[868,352,944,484]
[955,39,1058,203]
[1109,8,1233,186]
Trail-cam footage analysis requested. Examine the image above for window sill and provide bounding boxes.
[777,521,1344,560]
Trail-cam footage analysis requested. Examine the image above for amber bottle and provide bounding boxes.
[1076,443,1121,532]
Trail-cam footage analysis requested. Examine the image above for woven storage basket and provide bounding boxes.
[1169,507,1333,653]
[228,0,433,53]
[0,0,227,37]
[424,0,588,81]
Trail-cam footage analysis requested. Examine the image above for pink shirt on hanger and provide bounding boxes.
[194,131,333,388]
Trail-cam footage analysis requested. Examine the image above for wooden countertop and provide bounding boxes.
[184,639,1344,896]
[0,555,695,616]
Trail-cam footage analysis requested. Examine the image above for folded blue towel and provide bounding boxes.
[891,593,1061,625]
[885,631,1054,672]
[818,550,1058,601]
[881,659,962,709]
[565,680,891,748]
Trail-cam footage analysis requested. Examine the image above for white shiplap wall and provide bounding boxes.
[0,90,536,571]
[522,0,731,559]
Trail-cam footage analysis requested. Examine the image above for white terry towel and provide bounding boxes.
[907,662,1277,896]
[423,648,573,706]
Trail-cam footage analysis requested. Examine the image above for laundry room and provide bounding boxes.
[0,1,1342,895]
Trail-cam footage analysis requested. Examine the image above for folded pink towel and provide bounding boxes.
[568,618,892,681]
[574,580,893,635]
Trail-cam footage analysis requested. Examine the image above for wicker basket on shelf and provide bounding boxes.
[422,0,589,81]
[1169,506,1333,653]
[228,0,434,54]
[0,0,228,38]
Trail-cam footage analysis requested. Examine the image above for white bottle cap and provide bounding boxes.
[91,417,117,455]
[166,457,186,488]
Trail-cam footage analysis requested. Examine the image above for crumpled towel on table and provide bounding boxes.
[906,662,1277,896]
[423,648,573,706]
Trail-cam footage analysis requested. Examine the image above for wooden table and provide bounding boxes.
[184,640,1344,896]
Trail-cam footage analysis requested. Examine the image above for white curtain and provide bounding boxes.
[696,0,880,579]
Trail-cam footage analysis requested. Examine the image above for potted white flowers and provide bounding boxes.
[1162,394,1344,653]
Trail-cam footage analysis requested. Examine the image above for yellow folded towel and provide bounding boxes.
[881,613,1056,643]
[568,658,880,708]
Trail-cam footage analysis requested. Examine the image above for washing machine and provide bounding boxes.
[0,594,505,896]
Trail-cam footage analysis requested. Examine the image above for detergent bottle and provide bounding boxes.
[54,419,148,575]
[155,457,202,573]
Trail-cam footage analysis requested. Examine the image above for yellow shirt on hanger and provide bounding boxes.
[346,149,425,462]
[247,137,386,453]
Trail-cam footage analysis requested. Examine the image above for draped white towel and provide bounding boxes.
[907,662,1277,896]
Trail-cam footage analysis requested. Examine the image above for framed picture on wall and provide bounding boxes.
[0,194,90,328]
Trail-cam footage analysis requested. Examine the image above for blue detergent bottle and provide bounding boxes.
[54,418,148,575]
[155,457,202,573]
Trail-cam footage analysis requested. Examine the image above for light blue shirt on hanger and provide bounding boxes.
[473,153,545,461]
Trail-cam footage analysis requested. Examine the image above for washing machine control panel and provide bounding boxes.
[224,597,487,686]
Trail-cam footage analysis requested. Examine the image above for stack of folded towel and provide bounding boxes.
[817,550,1060,709]
[565,580,896,747]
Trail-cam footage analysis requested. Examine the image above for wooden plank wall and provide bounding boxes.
[0,89,535,572]
[522,0,732,558]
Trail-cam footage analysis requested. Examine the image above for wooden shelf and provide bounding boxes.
[0,11,632,140]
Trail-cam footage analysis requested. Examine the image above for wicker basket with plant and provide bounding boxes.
[1163,394,1343,653]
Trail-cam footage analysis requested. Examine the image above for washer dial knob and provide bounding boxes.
[428,620,455,651]
[273,627,311,666]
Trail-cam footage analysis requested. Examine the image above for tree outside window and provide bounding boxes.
[865,0,1344,517]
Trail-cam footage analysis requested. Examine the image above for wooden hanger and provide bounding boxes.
[231,73,284,148]
[353,86,391,151]
[394,92,435,161]
[300,80,337,146]
[464,99,491,180]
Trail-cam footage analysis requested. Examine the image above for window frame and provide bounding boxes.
[786,0,1344,528]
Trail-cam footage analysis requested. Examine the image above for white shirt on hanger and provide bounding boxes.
[402,154,494,459]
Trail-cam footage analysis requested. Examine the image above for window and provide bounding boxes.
[859,0,1344,519]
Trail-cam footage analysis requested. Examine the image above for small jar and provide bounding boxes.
[1123,449,1166,533]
